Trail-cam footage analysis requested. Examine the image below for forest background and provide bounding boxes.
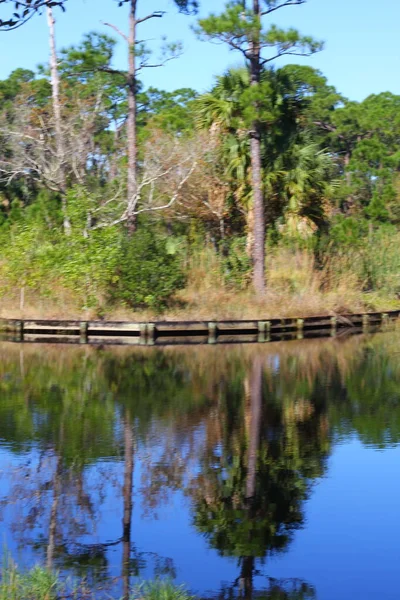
[0,0,399,319]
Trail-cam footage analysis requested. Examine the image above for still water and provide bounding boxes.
[0,333,399,599]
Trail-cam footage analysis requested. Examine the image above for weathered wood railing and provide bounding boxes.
[0,310,398,345]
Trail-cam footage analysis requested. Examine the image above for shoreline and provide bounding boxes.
[0,310,399,346]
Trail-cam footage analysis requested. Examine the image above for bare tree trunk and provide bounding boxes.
[122,414,134,600]
[127,0,137,234]
[249,0,265,295]
[46,6,71,235]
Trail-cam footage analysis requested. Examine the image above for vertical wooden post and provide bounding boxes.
[258,321,267,343]
[139,323,148,345]
[147,323,156,345]
[362,314,369,333]
[208,322,217,344]
[80,322,88,344]
[297,319,304,340]
[382,313,389,329]
[15,320,24,342]
[330,316,337,337]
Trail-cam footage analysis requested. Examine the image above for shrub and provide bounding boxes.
[113,229,186,309]
[222,236,252,289]
[133,580,193,600]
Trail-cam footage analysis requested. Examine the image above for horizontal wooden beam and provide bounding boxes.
[0,309,398,346]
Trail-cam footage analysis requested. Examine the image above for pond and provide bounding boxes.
[0,332,399,600]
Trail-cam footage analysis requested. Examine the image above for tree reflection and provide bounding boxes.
[0,334,400,598]
[190,353,329,599]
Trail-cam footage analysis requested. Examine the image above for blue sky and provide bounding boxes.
[0,0,398,101]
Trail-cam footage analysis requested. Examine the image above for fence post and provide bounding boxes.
[208,322,217,344]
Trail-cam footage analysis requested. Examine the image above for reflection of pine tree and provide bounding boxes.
[191,355,330,599]
[122,412,134,600]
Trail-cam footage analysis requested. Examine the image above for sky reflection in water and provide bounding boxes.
[0,333,399,600]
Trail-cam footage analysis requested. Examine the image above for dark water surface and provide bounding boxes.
[0,333,400,600]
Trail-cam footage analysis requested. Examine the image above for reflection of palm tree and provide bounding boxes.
[191,354,329,600]
[241,355,263,600]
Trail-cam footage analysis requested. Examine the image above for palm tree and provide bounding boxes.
[195,69,253,252]
[195,68,337,264]
[272,142,337,239]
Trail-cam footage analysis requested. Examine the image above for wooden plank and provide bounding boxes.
[23,320,82,328]
[216,321,258,332]
[0,308,397,346]
[154,321,209,333]
[24,325,80,333]
[88,321,141,332]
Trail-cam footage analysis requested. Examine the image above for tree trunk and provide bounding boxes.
[245,355,263,501]
[126,0,137,234]
[240,357,262,600]
[122,414,134,600]
[239,556,255,600]
[249,0,265,295]
[245,203,255,258]
[46,6,71,235]
[109,120,121,182]
[47,421,64,570]
[47,455,62,569]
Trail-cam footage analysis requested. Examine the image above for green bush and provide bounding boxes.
[326,219,400,296]
[133,580,193,600]
[0,559,59,600]
[113,229,186,309]
[222,236,252,289]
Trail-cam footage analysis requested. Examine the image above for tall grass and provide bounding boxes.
[0,556,58,600]
[0,232,399,320]
[134,580,193,600]
[0,556,194,600]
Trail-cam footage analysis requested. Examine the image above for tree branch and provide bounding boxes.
[98,66,128,81]
[102,21,129,44]
[260,0,305,16]
[137,55,180,71]
[134,162,197,216]
[260,49,314,64]
[136,11,166,25]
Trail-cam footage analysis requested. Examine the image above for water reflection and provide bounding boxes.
[0,334,399,598]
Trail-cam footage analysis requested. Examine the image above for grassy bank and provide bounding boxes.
[0,244,399,322]
[0,560,193,600]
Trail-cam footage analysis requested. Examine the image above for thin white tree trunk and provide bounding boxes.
[126,0,137,234]
[47,6,71,235]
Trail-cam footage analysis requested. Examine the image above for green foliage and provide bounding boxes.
[139,88,198,134]
[222,236,252,289]
[0,558,58,600]
[328,218,400,294]
[0,222,55,295]
[134,580,193,600]
[0,21,400,309]
[112,229,186,309]
[197,2,323,69]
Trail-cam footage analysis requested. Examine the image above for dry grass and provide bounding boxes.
[0,246,398,321]
[174,246,383,320]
